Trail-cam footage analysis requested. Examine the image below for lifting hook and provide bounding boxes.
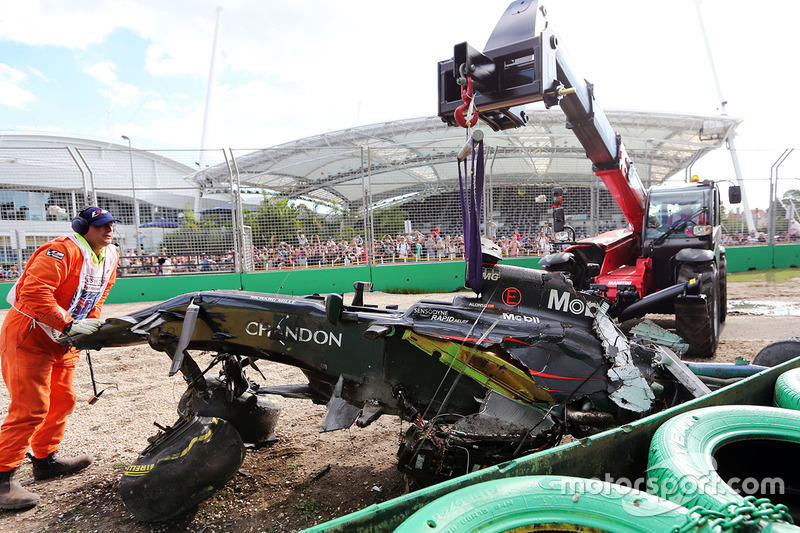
[454,76,479,128]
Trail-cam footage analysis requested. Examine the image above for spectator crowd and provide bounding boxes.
[7,224,799,279]
[102,225,800,277]
[109,226,560,276]
[250,227,559,270]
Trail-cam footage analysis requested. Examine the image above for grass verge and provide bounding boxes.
[728,268,800,283]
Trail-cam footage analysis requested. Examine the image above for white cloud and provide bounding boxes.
[84,60,140,106]
[143,98,169,114]
[26,65,49,82]
[84,60,119,86]
[0,64,36,108]
[145,26,215,78]
[0,81,36,109]
[0,2,142,48]
[0,63,26,84]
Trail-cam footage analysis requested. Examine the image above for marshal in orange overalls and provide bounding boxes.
[0,235,117,470]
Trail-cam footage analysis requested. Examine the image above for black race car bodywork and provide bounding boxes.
[70,261,721,483]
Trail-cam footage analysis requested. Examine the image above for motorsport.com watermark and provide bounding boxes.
[562,473,785,500]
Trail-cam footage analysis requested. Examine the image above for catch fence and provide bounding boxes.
[0,141,733,278]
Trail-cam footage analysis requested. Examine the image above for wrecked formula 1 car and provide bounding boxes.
[70,249,718,489]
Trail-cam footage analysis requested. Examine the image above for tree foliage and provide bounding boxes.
[783,189,800,203]
[159,195,401,254]
[245,196,301,246]
[373,205,409,237]
[160,209,234,255]
[242,196,361,247]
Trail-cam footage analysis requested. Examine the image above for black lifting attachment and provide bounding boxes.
[437,0,561,131]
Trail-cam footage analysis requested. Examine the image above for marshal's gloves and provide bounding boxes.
[65,318,102,336]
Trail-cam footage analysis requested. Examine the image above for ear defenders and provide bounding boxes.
[71,208,91,235]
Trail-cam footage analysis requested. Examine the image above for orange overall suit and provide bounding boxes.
[0,236,117,470]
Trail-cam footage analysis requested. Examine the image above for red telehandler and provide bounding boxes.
[438,0,741,356]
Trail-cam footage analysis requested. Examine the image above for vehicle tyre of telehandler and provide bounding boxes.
[675,262,719,357]
[394,475,716,533]
[177,376,281,445]
[753,337,800,368]
[775,368,800,410]
[118,413,246,522]
[647,404,800,516]
[719,253,728,323]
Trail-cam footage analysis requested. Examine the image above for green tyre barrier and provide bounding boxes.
[393,475,714,533]
[647,405,800,516]
[775,368,800,410]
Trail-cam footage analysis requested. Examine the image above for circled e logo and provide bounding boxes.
[502,287,522,307]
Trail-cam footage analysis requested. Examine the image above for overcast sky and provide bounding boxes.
[1,0,799,209]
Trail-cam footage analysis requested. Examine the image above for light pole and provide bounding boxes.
[121,135,141,253]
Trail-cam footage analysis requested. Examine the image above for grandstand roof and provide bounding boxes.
[188,109,741,209]
[0,131,197,210]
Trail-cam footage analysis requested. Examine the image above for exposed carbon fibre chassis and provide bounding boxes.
[71,263,692,482]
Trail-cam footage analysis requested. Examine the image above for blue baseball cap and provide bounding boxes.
[79,207,120,226]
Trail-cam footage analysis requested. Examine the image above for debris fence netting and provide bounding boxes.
[0,143,772,278]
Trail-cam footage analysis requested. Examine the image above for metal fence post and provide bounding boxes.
[770,149,794,246]
[363,146,375,266]
[590,178,598,236]
[74,148,98,208]
[224,149,243,273]
[486,146,497,239]
[66,147,92,210]
[121,136,142,251]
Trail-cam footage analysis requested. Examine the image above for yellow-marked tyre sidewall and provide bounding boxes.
[647,405,800,510]
[775,368,800,410]
[394,475,708,533]
[118,414,246,522]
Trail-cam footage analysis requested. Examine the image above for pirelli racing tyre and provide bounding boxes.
[118,413,245,522]
[675,262,719,357]
[394,475,715,533]
[647,405,800,517]
[753,337,800,367]
[775,368,800,410]
[178,376,281,445]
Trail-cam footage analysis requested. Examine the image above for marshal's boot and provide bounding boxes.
[30,452,94,481]
[0,468,39,510]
